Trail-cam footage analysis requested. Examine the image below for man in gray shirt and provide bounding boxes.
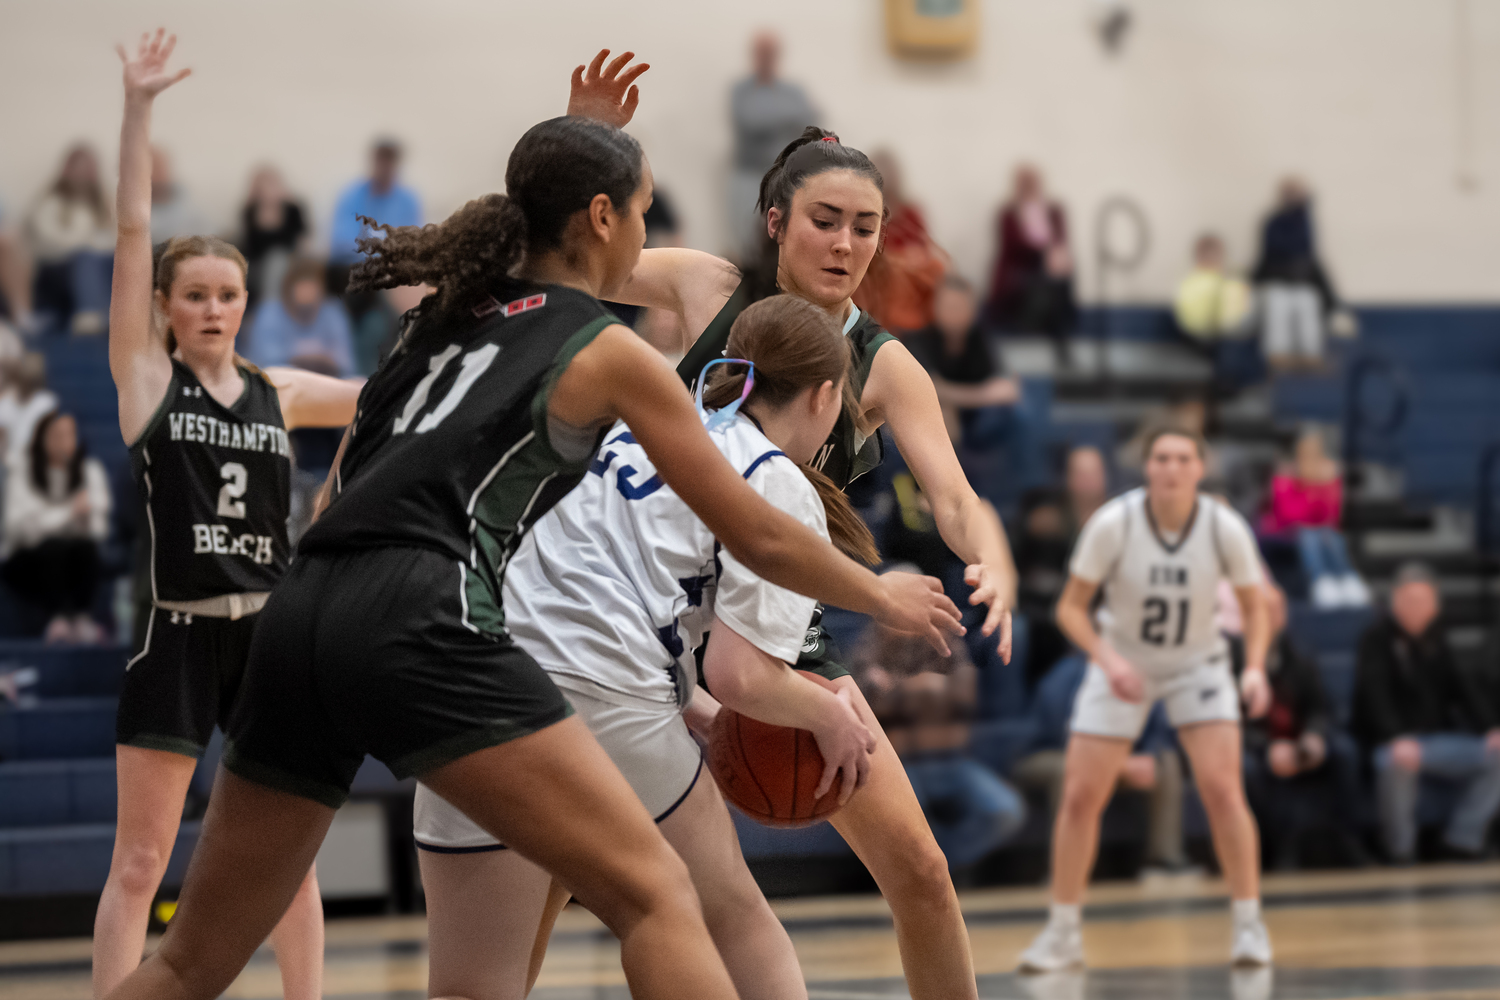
[729,31,817,263]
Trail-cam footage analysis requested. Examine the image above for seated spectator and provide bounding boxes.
[25,144,114,335]
[1353,563,1500,862]
[1012,654,1190,874]
[1259,427,1369,608]
[0,412,110,643]
[985,164,1077,366]
[906,275,1021,447]
[849,606,1027,869]
[1013,446,1109,683]
[244,258,355,376]
[1239,583,1366,868]
[1174,233,1253,344]
[240,165,307,309]
[148,146,205,244]
[1251,177,1355,371]
[0,352,59,471]
[853,149,948,334]
[0,198,33,331]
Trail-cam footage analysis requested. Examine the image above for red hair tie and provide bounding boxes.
[821,136,838,143]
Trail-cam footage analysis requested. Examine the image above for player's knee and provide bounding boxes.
[597,842,701,939]
[110,839,173,899]
[1058,777,1111,826]
[1196,772,1246,817]
[881,836,956,916]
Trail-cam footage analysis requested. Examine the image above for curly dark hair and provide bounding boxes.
[348,116,643,333]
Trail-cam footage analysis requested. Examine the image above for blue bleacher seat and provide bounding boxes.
[1287,604,1375,657]
[0,820,198,897]
[0,759,116,827]
[0,698,117,761]
[1315,650,1357,729]
[0,642,128,698]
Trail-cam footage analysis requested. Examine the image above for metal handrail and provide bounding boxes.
[1091,195,1151,346]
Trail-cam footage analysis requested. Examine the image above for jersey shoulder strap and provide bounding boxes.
[848,312,897,392]
[677,280,751,389]
[1207,495,1231,576]
[1102,491,1137,585]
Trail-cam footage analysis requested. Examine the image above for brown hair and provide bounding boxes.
[1142,424,1208,461]
[279,256,327,305]
[50,144,110,229]
[757,127,888,242]
[702,296,880,565]
[152,236,263,377]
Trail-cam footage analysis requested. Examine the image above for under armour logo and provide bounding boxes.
[181,386,202,398]
[169,611,194,625]
[1199,688,1217,702]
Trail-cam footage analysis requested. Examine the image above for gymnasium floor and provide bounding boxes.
[4,863,1498,1000]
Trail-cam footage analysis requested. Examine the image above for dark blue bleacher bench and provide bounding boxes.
[0,698,116,761]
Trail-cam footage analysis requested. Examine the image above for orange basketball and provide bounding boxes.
[707,670,846,828]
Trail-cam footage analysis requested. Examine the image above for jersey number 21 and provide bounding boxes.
[1141,597,1189,646]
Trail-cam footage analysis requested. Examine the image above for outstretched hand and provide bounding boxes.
[964,563,1014,663]
[567,49,649,128]
[118,28,191,101]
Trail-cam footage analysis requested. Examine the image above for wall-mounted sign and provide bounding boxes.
[887,0,979,61]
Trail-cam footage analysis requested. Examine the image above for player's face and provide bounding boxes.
[598,158,653,299]
[162,256,248,360]
[1144,434,1204,500]
[773,171,883,308]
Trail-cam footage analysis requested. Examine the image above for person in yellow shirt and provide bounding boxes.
[1175,233,1252,342]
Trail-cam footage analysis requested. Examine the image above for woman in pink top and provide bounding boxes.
[1260,429,1369,608]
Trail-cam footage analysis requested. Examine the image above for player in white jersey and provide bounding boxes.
[1019,428,1274,973]
[414,296,884,1000]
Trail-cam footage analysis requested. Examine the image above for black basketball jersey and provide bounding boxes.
[677,285,896,490]
[130,359,292,601]
[299,283,617,634]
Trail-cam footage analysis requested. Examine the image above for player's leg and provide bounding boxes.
[421,716,739,1000]
[658,766,808,1000]
[419,845,554,1000]
[528,879,574,995]
[1048,734,1136,904]
[93,745,197,999]
[268,865,323,1000]
[105,768,336,1000]
[824,675,978,1000]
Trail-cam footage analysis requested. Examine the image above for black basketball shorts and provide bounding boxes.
[222,546,573,808]
[794,605,852,682]
[116,607,258,758]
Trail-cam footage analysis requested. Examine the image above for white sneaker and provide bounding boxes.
[1231,916,1273,967]
[1311,575,1343,609]
[1018,919,1085,974]
[1339,574,1371,607]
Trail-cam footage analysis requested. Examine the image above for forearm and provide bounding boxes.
[117,96,154,235]
[704,636,838,731]
[1238,588,1270,673]
[1056,598,1107,663]
[933,492,1016,594]
[724,516,890,617]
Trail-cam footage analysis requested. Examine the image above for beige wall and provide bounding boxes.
[4,0,1498,302]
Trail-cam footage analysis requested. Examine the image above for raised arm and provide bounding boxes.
[612,249,740,345]
[550,324,963,651]
[866,341,1017,658]
[264,367,363,430]
[109,30,191,444]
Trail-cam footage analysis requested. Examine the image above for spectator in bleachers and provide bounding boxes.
[148,146,205,244]
[0,199,34,331]
[239,165,307,309]
[985,164,1077,366]
[0,411,110,643]
[853,149,948,334]
[849,606,1027,869]
[1012,655,1191,874]
[25,144,114,335]
[0,353,59,472]
[244,257,355,377]
[1259,427,1369,609]
[1175,233,1253,345]
[1252,177,1352,371]
[1014,446,1109,683]
[1239,583,1366,868]
[1354,562,1500,862]
[728,31,817,263]
[905,274,1020,446]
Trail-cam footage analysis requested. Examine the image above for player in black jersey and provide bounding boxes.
[584,59,1017,1000]
[97,33,363,1000]
[104,46,964,1000]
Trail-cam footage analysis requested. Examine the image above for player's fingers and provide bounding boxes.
[170,67,191,86]
[603,50,633,79]
[587,49,608,79]
[922,624,952,658]
[815,760,837,800]
[997,610,1014,664]
[570,65,585,89]
[980,594,1004,636]
[619,62,650,87]
[161,32,177,61]
[840,758,859,804]
[622,85,639,117]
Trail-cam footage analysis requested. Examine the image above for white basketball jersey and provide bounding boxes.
[1070,489,1262,675]
[502,412,826,708]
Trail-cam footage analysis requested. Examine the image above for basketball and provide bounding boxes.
[707,670,847,828]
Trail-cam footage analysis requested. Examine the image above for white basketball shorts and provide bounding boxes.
[413,680,704,852]
[1069,653,1240,742]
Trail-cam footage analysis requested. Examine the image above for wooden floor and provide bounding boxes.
[4,863,1499,999]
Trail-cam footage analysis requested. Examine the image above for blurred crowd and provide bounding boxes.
[0,29,1493,877]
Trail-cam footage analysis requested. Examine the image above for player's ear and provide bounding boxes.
[814,379,836,415]
[766,206,783,241]
[587,192,614,242]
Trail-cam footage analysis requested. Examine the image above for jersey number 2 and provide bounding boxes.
[216,462,248,519]
[1141,597,1189,646]
[393,343,501,435]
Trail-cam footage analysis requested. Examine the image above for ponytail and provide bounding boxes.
[757,126,887,239]
[701,296,881,566]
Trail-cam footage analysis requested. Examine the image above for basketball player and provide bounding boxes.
[100,40,961,1000]
[570,58,1011,996]
[1018,427,1273,972]
[417,296,879,1000]
[98,32,362,1000]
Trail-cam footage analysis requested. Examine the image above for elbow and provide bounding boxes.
[703,652,748,708]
